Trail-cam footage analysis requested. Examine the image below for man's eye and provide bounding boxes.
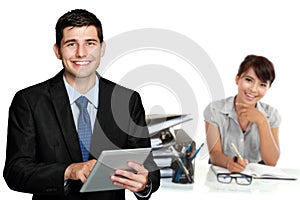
[65,42,76,47]
[87,42,96,46]
[66,43,76,47]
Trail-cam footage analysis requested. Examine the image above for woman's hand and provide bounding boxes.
[227,156,249,173]
[236,102,266,125]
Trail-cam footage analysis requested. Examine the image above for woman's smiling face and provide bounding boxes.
[235,67,270,105]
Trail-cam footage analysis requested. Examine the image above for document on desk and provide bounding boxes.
[211,163,297,180]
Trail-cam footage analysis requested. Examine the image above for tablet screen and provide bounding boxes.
[80,147,152,192]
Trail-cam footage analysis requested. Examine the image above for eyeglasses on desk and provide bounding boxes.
[217,172,252,185]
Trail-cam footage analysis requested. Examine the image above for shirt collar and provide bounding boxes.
[220,96,235,117]
[63,75,99,109]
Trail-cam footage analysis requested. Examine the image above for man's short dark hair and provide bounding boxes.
[55,9,103,48]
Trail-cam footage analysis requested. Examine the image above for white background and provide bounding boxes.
[1,0,299,199]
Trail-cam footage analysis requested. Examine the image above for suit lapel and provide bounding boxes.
[49,70,82,162]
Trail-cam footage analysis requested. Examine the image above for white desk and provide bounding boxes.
[126,161,300,199]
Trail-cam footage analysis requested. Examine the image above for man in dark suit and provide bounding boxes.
[3,9,160,200]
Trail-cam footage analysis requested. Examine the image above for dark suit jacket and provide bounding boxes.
[3,70,160,200]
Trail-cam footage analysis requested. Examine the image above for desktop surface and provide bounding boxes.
[126,161,300,199]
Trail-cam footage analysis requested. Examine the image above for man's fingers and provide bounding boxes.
[86,159,97,171]
[111,173,144,192]
[79,173,88,183]
[66,161,95,183]
[127,161,147,174]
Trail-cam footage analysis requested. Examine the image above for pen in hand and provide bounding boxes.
[231,142,243,161]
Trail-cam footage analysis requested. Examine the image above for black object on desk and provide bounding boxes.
[171,129,196,184]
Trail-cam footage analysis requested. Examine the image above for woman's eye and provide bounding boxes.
[260,83,268,87]
[245,77,252,82]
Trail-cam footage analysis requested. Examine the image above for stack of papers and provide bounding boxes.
[150,128,176,149]
[146,114,192,135]
[146,114,193,178]
[152,149,174,168]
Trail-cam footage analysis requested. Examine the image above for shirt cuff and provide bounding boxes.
[134,178,152,198]
[64,180,68,186]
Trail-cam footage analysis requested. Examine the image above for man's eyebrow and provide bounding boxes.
[63,38,99,45]
[63,39,77,45]
[85,38,99,42]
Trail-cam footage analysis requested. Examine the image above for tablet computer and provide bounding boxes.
[80,147,152,192]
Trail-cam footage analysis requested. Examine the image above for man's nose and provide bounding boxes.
[76,44,88,58]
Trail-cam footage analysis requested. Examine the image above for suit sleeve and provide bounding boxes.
[3,91,68,195]
[128,92,160,199]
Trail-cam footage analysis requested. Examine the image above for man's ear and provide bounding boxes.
[53,44,62,60]
[100,42,106,57]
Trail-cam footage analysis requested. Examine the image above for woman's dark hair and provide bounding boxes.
[55,9,103,48]
[237,55,275,86]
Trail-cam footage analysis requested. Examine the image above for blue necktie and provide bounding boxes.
[75,96,92,162]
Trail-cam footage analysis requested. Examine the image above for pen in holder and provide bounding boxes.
[170,145,195,184]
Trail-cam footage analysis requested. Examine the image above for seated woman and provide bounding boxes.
[204,55,281,172]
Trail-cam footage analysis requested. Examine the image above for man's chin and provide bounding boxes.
[73,71,96,79]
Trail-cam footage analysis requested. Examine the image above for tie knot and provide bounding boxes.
[75,96,88,109]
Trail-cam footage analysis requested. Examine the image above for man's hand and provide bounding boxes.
[110,161,149,193]
[64,159,97,183]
